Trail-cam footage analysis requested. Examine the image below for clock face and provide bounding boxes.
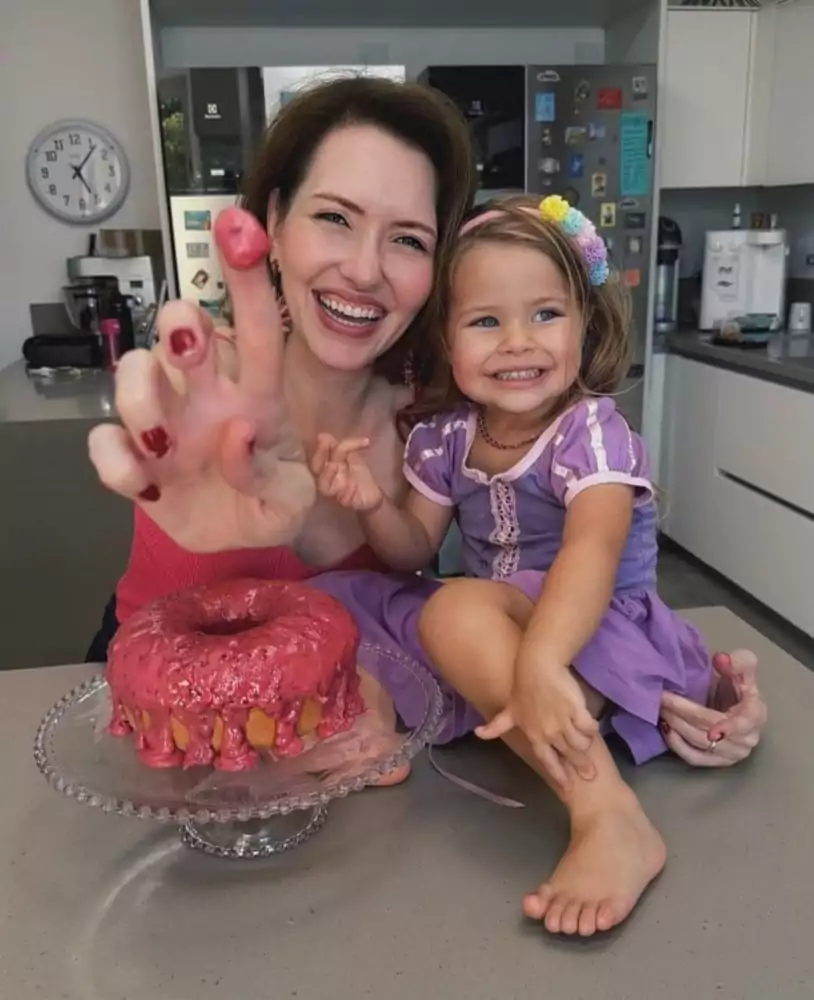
[25,119,130,225]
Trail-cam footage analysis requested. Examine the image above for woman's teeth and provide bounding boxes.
[317,294,383,325]
[493,369,544,381]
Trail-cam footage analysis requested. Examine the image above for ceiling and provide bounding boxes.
[151,0,645,29]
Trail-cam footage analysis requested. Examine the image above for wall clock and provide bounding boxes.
[25,119,130,225]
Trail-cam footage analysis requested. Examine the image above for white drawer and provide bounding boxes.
[714,368,814,517]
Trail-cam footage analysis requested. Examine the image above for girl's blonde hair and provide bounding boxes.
[402,194,633,429]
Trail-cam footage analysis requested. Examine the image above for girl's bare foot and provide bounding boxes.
[372,762,412,787]
[524,792,666,936]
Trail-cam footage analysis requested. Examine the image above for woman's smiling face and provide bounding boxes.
[270,124,438,372]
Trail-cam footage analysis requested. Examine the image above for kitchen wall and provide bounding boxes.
[0,0,161,373]
[158,26,605,78]
[661,185,814,280]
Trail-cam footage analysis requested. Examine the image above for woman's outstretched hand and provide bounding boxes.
[88,207,315,553]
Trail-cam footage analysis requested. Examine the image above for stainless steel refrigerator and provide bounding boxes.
[526,64,657,376]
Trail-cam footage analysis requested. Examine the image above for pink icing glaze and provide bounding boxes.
[106,579,364,770]
[214,207,271,270]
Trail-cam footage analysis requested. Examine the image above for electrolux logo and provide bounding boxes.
[204,102,222,120]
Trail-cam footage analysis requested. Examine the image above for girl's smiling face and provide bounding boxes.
[447,240,583,417]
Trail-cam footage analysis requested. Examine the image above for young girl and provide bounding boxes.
[311,195,713,937]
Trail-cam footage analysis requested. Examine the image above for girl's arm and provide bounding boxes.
[518,483,634,672]
[360,489,454,573]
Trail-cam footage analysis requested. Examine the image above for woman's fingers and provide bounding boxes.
[331,438,371,461]
[536,744,570,791]
[114,349,176,461]
[660,691,722,732]
[662,726,743,767]
[311,434,337,477]
[156,300,218,392]
[213,207,282,401]
[219,417,261,496]
[88,424,156,501]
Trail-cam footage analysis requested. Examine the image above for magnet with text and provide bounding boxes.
[184,210,211,231]
[625,235,643,255]
[623,211,646,230]
[537,69,561,83]
[632,76,648,100]
[591,172,607,197]
[565,125,587,145]
[598,87,623,110]
[588,122,606,141]
[540,126,554,147]
[568,153,585,179]
[620,197,640,210]
[535,92,556,123]
[538,156,560,175]
[600,202,617,228]
[575,79,591,103]
[186,241,210,259]
[624,269,641,288]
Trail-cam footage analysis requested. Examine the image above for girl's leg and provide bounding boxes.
[419,579,666,937]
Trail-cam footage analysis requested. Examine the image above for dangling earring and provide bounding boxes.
[269,257,293,337]
[402,349,416,388]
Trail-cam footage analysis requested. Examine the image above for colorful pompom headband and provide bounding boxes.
[458,195,610,287]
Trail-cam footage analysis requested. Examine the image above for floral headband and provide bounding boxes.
[458,195,609,287]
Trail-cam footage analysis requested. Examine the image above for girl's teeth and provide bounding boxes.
[318,295,382,322]
[494,369,543,381]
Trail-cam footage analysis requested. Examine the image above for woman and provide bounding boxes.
[87,75,765,772]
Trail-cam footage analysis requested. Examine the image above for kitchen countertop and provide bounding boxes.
[0,360,115,424]
[665,331,814,392]
[4,607,814,1000]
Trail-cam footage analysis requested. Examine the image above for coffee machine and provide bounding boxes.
[653,217,682,334]
[66,254,157,346]
[700,229,788,331]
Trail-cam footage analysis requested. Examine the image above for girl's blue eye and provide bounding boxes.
[470,315,499,329]
[533,308,560,323]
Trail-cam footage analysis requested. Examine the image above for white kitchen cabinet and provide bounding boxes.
[763,0,814,186]
[659,9,757,189]
[660,355,814,637]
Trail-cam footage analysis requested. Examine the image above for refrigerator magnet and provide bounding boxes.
[600,203,617,228]
[539,157,560,175]
[588,122,606,141]
[184,210,212,231]
[568,154,585,179]
[591,172,607,197]
[623,211,646,230]
[191,269,210,290]
[534,93,556,123]
[540,127,554,147]
[537,70,561,83]
[625,235,643,255]
[575,80,591,103]
[563,186,581,207]
[620,197,640,210]
[565,126,587,145]
[186,241,209,259]
[624,269,641,288]
[632,76,648,100]
[598,87,623,110]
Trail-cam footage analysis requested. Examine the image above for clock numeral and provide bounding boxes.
[104,183,112,194]
[101,149,109,161]
[108,165,115,177]
[94,194,101,205]
[48,184,57,196]
[69,133,81,146]
[79,197,87,211]
[40,167,49,179]
[54,139,63,151]
[45,150,57,163]
[63,195,70,206]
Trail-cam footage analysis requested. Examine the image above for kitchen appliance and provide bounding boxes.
[788,301,812,333]
[525,63,657,379]
[66,254,156,345]
[654,217,682,334]
[419,65,525,192]
[700,229,788,331]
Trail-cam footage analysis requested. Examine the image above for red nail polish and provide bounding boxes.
[138,485,161,502]
[214,207,270,270]
[169,327,196,356]
[660,721,670,736]
[141,427,170,459]
[247,437,256,454]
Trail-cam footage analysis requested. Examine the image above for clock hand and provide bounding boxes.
[71,143,97,195]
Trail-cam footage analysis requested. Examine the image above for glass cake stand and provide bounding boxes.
[33,643,443,859]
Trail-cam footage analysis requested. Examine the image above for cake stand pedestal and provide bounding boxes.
[33,644,442,860]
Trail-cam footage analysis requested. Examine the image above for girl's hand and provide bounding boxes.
[311,434,384,513]
[87,207,315,553]
[477,667,599,789]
